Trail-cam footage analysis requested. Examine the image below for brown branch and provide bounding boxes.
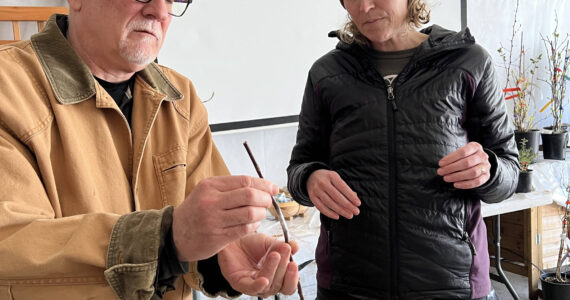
[242,141,305,300]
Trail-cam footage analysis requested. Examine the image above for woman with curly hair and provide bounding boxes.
[287,0,518,299]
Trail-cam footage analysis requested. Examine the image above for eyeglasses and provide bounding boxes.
[135,0,192,17]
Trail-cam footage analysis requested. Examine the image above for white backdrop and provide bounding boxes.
[468,0,570,129]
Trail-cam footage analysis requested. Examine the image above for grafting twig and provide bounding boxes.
[243,141,304,300]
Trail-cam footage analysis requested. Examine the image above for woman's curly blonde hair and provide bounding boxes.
[338,0,431,47]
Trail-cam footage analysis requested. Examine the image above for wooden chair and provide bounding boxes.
[0,6,68,45]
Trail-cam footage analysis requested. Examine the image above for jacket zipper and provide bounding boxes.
[386,84,398,111]
[461,231,477,256]
[462,205,477,256]
[385,79,399,299]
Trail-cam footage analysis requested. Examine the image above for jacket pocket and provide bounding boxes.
[153,146,188,206]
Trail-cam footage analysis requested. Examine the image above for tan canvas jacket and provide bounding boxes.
[0,15,230,299]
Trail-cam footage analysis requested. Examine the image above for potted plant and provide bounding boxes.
[540,184,570,299]
[539,16,570,160]
[516,138,537,193]
[497,0,542,162]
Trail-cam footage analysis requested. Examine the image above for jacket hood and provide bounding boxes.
[334,25,476,62]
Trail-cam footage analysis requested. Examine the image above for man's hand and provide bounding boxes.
[437,142,491,189]
[172,176,278,262]
[307,169,361,220]
[218,233,300,297]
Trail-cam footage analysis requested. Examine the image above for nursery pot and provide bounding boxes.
[541,130,568,160]
[540,272,570,300]
[515,170,533,193]
[514,130,540,163]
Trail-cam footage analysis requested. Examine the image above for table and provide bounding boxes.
[481,192,553,300]
[481,152,570,300]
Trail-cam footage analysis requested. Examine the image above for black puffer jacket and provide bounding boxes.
[287,25,519,299]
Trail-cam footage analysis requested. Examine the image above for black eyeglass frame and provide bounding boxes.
[134,0,192,17]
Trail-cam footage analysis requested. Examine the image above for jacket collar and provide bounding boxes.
[31,14,183,105]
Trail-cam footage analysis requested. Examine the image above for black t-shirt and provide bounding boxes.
[365,46,417,81]
[95,76,135,126]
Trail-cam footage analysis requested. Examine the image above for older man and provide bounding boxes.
[0,0,298,299]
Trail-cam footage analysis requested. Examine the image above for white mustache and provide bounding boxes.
[127,19,162,40]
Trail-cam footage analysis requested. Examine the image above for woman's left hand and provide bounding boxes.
[437,142,491,189]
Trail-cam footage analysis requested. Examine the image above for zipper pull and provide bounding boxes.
[462,232,477,256]
[386,84,398,111]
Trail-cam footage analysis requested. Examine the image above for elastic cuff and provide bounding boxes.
[289,161,329,206]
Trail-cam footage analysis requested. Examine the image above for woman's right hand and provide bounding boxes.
[307,169,361,220]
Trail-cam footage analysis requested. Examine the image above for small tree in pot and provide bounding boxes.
[539,16,569,160]
[540,184,570,299]
[498,0,542,162]
[515,138,537,193]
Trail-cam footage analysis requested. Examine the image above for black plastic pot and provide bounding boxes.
[541,130,568,160]
[514,130,540,163]
[515,170,533,193]
[540,272,570,300]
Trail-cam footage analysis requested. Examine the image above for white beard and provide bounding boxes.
[119,19,163,65]
[119,38,157,66]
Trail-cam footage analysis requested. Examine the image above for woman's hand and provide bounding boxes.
[437,142,491,189]
[307,169,361,219]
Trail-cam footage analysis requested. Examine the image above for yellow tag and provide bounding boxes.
[540,99,554,113]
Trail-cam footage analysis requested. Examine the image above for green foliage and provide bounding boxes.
[518,138,537,172]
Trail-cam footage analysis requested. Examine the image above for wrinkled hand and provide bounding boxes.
[307,169,361,220]
[219,233,300,297]
[172,176,278,262]
[437,142,491,189]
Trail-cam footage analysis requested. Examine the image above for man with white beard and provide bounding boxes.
[0,0,299,299]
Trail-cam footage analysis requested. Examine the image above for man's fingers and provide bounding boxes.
[278,263,300,295]
[289,240,299,255]
[221,206,268,228]
[265,245,292,294]
[254,251,282,289]
[202,175,278,194]
[232,276,269,296]
[219,187,273,210]
[221,222,262,241]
